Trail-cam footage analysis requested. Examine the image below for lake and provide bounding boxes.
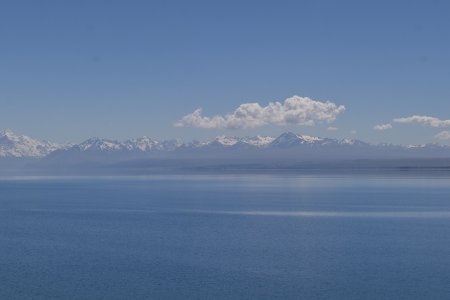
[1,174,450,299]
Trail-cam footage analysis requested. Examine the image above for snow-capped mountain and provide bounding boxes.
[241,136,275,147]
[4,129,450,163]
[269,132,371,148]
[124,136,162,151]
[59,136,182,154]
[45,131,450,162]
[76,138,124,152]
[0,129,68,158]
[185,135,275,149]
[270,132,327,147]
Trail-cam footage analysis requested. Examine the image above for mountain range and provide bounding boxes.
[3,129,450,174]
[2,129,450,159]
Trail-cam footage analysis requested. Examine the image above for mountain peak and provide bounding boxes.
[0,128,14,135]
[271,132,321,147]
[0,130,65,158]
[78,138,123,151]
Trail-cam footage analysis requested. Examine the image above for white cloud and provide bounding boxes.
[351,130,357,135]
[175,95,345,129]
[327,126,338,131]
[373,123,392,131]
[435,131,450,140]
[393,115,450,127]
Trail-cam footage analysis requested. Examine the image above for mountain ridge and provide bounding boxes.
[0,129,70,158]
[2,129,450,161]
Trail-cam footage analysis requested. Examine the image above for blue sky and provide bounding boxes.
[1,0,450,144]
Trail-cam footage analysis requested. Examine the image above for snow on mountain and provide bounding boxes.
[338,138,372,147]
[213,136,240,146]
[65,136,183,154]
[0,129,67,158]
[183,135,275,150]
[270,132,326,147]
[124,137,183,152]
[241,136,275,147]
[4,129,450,161]
[76,138,124,152]
[124,136,160,151]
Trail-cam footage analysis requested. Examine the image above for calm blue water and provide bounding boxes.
[1,175,450,299]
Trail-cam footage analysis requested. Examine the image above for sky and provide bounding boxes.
[1,0,450,145]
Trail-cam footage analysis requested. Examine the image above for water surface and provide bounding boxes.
[1,174,450,299]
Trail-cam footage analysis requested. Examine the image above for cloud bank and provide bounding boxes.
[393,115,450,127]
[373,123,392,131]
[175,96,345,129]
